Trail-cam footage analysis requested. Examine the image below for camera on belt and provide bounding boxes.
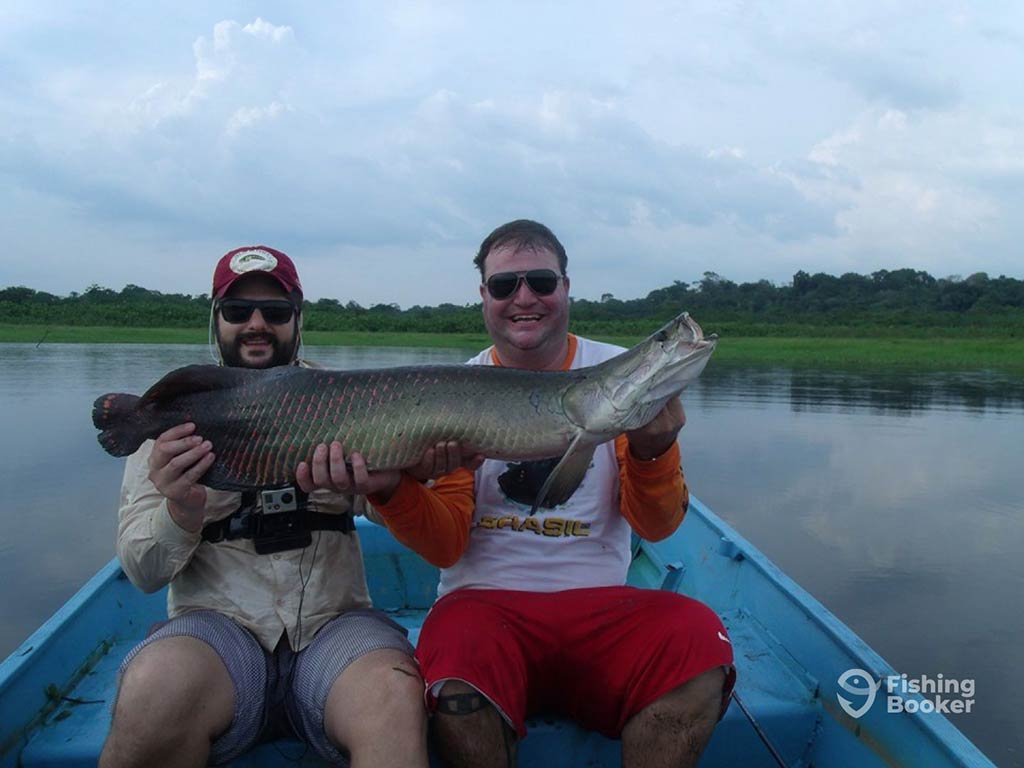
[219,486,312,554]
[253,487,312,554]
[262,488,299,514]
[203,483,355,552]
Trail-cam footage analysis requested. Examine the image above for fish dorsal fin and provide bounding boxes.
[530,431,597,514]
[138,365,250,407]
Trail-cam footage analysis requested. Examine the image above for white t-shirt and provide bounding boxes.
[437,337,633,597]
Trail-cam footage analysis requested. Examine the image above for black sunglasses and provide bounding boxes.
[217,299,296,325]
[485,269,563,300]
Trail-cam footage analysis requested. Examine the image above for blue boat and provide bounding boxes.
[0,496,995,767]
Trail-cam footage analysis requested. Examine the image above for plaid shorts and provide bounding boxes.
[118,609,413,764]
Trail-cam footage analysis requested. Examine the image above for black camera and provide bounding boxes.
[252,487,312,554]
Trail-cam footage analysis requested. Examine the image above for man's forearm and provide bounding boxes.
[617,438,688,541]
[118,496,202,592]
[370,470,476,567]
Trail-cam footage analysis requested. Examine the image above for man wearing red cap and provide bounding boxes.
[100,247,428,767]
[209,245,306,368]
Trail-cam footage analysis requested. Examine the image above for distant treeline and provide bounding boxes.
[2,269,1023,338]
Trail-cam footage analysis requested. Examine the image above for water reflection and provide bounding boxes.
[700,362,1024,415]
[684,362,1023,767]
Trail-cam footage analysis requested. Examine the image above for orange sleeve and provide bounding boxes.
[616,435,688,541]
[368,468,476,568]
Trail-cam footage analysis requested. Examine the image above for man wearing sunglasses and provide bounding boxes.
[101,247,428,768]
[369,221,734,768]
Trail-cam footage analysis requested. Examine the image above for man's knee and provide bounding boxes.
[435,680,489,717]
[632,666,729,731]
[325,648,426,748]
[114,636,234,728]
[620,668,729,768]
[102,637,234,768]
[431,681,517,768]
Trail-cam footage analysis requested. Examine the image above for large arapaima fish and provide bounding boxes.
[93,311,717,511]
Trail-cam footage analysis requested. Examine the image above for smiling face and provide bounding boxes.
[479,243,571,371]
[215,273,300,368]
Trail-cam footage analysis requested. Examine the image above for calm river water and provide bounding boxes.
[0,343,1021,765]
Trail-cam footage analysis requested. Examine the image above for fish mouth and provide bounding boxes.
[560,311,718,436]
[604,313,717,410]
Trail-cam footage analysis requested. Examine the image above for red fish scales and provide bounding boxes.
[277,389,305,482]
[257,401,281,486]
[268,390,292,486]
[244,392,272,485]
[307,379,333,454]
[296,378,321,463]
[291,390,313,466]
[224,397,250,482]
[263,388,290,477]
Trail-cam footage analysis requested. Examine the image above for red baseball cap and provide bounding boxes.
[212,246,303,300]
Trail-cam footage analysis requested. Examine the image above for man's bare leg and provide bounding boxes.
[99,636,234,768]
[325,648,429,768]
[430,680,517,768]
[621,667,727,768]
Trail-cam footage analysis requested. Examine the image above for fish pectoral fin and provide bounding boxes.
[530,433,596,514]
[138,365,251,406]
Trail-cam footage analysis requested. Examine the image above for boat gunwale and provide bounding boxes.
[668,495,993,766]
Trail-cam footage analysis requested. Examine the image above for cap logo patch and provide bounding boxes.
[229,248,278,275]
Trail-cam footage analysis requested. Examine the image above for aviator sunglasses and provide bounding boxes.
[485,269,563,300]
[217,299,296,325]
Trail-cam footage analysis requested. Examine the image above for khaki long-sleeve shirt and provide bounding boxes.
[117,441,373,651]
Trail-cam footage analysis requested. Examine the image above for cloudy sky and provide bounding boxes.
[2,2,1021,307]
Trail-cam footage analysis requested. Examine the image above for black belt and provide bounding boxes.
[201,508,355,543]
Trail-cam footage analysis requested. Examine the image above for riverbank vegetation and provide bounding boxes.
[3,324,1021,369]
[2,269,1022,368]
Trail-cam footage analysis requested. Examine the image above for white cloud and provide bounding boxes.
[123,17,298,132]
[225,101,291,138]
[0,2,1022,305]
[788,106,1023,276]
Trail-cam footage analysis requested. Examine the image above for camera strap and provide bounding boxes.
[200,491,355,544]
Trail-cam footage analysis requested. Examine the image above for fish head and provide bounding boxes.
[564,312,717,436]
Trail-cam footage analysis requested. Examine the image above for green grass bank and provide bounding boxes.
[2,324,1022,371]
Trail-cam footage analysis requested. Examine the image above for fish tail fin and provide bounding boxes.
[92,393,146,456]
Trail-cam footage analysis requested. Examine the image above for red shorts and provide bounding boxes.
[415,586,735,738]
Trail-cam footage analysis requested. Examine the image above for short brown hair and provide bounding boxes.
[474,219,568,277]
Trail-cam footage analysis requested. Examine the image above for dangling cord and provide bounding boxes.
[292,310,304,366]
[271,530,323,764]
[207,303,223,365]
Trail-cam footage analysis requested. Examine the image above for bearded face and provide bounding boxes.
[214,275,300,369]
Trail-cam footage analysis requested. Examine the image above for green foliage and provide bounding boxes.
[0,284,210,328]
[2,269,1023,337]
